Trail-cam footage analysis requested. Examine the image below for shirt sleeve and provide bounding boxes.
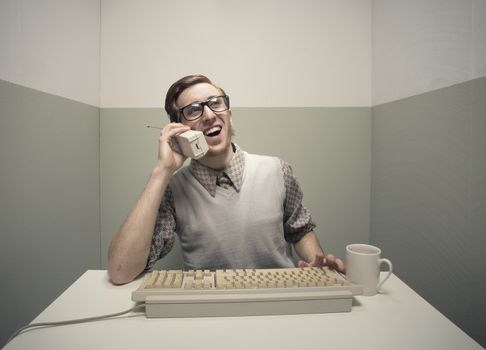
[145,186,177,270]
[281,159,316,243]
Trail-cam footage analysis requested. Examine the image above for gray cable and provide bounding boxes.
[5,303,145,346]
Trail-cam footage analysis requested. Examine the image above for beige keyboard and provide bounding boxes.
[132,267,362,318]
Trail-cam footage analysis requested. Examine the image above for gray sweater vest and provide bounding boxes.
[169,152,295,270]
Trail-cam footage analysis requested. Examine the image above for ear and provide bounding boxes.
[228,109,233,124]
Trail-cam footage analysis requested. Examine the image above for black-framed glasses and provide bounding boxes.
[178,95,230,121]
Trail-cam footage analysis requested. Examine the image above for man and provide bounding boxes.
[108,75,345,285]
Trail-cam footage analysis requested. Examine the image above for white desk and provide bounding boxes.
[4,270,483,350]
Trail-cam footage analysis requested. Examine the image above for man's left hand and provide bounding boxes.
[298,253,346,274]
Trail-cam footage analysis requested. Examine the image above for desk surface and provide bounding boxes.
[4,270,483,350]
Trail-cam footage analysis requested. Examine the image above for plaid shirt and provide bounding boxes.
[147,144,316,269]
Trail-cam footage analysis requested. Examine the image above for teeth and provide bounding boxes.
[204,126,222,136]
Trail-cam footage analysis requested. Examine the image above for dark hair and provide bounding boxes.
[164,74,226,122]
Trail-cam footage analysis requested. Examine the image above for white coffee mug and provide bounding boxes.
[345,244,393,296]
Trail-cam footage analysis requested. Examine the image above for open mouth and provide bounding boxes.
[204,126,222,137]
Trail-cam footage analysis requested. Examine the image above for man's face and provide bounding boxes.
[176,83,233,157]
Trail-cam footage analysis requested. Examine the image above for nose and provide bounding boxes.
[201,105,216,122]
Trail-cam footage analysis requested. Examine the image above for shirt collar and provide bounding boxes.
[188,143,245,197]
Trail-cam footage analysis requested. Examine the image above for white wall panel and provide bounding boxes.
[101,0,371,108]
[472,0,486,78]
[0,0,100,106]
[373,0,486,106]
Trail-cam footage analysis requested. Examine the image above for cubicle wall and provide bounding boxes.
[371,77,486,346]
[371,1,486,345]
[0,0,101,345]
[0,80,101,344]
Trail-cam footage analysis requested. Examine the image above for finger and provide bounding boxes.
[325,254,336,265]
[335,257,346,273]
[157,124,190,165]
[324,255,346,273]
[314,253,325,266]
[298,260,310,268]
[161,123,190,141]
[159,124,189,153]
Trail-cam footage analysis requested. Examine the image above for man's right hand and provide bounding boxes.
[157,123,191,173]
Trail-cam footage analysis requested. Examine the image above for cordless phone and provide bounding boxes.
[173,130,208,159]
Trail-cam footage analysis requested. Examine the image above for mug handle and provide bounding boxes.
[377,258,393,291]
